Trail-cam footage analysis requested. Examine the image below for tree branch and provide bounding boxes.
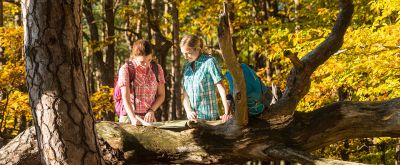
[218,2,248,126]
[114,26,141,39]
[287,97,400,151]
[261,0,354,127]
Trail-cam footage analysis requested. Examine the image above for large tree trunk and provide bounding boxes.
[21,0,103,164]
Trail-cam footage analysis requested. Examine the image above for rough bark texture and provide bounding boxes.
[21,0,103,164]
[261,0,354,127]
[218,2,248,126]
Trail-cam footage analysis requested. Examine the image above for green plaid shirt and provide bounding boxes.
[182,54,224,120]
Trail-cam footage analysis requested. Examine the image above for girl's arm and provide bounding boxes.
[144,83,165,122]
[216,81,231,122]
[183,90,197,120]
[120,86,139,125]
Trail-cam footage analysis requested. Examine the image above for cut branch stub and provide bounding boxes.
[283,50,303,69]
[218,2,248,126]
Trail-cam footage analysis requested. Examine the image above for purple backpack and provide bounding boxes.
[113,61,160,116]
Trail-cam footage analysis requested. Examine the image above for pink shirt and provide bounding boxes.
[117,61,165,115]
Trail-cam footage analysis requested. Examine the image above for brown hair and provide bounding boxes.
[130,39,152,58]
[180,34,203,51]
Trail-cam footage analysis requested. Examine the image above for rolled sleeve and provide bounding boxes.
[156,64,166,84]
[208,57,224,84]
[117,64,130,88]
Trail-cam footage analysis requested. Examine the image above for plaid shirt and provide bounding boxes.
[182,54,224,120]
[117,61,165,115]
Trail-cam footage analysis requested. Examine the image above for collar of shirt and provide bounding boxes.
[186,54,207,72]
[132,60,151,73]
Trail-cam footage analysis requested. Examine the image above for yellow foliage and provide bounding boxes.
[90,86,114,120]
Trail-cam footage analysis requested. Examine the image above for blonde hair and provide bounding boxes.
[180,34,204,51]
[130,39,152,59]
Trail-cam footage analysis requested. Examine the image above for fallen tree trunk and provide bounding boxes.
[1,96,398,164]
[0,127,39,165]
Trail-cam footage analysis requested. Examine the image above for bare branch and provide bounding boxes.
[287,97,400,151]
[261,0,354,126]
[114,26,141,38]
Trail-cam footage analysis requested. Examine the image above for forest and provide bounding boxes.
[0,0,399,164]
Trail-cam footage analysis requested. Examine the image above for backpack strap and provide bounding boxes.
[150,61,160,82]
[126,61,136,111]
[127,61,135,83]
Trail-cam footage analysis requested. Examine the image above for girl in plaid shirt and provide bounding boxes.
[180,35,231,122]
[118,40,166,125]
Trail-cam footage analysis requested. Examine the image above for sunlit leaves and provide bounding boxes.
[90,86,114,120]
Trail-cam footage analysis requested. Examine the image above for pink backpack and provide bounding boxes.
[113,61,159,116]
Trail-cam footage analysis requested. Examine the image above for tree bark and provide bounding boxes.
[218,2,248,126]
[0,90,11,134]
[286,98,400,151]
[103,0,116,121]
[0,0,3,27]
[4,110,398,164]
[0,127,39,165]
[21,0,103,164]
[171,0,182,120]
[104,0,115,87]
[18,114,27,133]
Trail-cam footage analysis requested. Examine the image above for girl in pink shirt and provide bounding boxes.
[117,40,166,125]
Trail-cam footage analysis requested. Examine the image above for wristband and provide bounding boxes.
[147,108,154,113]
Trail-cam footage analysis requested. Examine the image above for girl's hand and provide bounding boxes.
[144,110,156,123]
[186,110,197,120]
[220,114,232,122]
[131,116,142,126]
